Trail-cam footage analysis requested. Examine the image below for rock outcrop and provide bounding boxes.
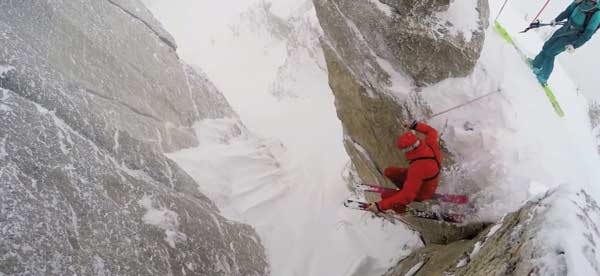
[313,0,490,257]
[384,189,600,275]
[313,0,488,193]
[315,0,489,88]
[0,0,268,275]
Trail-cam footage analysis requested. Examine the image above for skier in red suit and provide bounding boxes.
[367,121,441,214]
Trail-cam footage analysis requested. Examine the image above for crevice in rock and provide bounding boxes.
[81,86,163,124]
[106,0,177,51]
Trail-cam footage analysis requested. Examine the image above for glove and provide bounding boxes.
[550,19,557,26]
[402,120,418,129]
[565,44,575,54]
[367,202,382,213]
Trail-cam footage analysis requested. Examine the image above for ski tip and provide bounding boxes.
[541,85,565,117]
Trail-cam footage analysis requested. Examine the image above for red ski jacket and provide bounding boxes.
[378,123,441,211]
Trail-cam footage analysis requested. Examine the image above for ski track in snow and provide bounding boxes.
[145,0,600,274]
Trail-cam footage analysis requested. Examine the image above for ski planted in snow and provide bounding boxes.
[343,199,464,224]
[354,183,469,205]
[494,21,565,117]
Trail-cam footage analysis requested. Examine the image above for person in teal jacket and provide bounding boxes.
[532,0,600,85]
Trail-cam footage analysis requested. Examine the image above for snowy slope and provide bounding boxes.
[143,1,421,275]
[416,1,600,273]
[143,0,600,275]
[505,0,600,100]
[168,118,420,276]
[504,0,600,169]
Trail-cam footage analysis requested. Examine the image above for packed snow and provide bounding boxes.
[424,0,600,273]
[367,0,394,18]
[138,195,187,248]
[435,0,481,42]
[506,0,600,102]
[456,257,468,268]
[486,220,504,238]
[0,65,14,76]
[144,1,420,275]
[404,261,425,276]
[143,0,600,275]
[0,135,7,160]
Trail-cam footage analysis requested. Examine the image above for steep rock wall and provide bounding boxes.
[314,0,488,191]
[314,0,490,256]
[0,0,268,275]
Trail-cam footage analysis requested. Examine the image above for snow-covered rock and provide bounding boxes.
[315,0,600,274]
[312,0,489,199]
[314,0,489,87]
[0,1,267,275]
[385,188,600,275]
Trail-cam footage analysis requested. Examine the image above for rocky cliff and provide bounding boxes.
[314,0,489,189]
[313,0,493,272]
[0,0,268,275]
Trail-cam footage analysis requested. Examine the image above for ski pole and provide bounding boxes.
[495,0,510,22]
[427,88,502,120]
[520,20,566,33]
[529,0,551,26]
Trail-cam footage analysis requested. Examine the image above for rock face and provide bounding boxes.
[314,0,489,87]
[313,0,490,261]
[384,189,600,276]
[313,0,488,189]
[0,1,268,275]
[589,101,600,154]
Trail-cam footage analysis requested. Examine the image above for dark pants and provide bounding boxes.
[532,26,578,83]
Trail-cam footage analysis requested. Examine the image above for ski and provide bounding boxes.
[409,208,465,224]
[354,183,469,205]
[494,21,565,117]
[343,199,464,224]
[343,198,370,210]
[343,199,406,226]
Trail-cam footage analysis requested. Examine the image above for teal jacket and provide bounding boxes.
[555,1,600,48]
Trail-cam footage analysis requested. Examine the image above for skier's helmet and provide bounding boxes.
[397,132,420,153]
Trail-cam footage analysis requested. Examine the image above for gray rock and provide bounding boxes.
[588,101,600,154]
[401,216,489,245]
[384,190,600,276]
[0,0,268,275]
[314,0,487,244]
[315,0,489,87]
[380,0,451,16]
[107,0,178,50]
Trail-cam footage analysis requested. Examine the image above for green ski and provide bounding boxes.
[494,21,565,117]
